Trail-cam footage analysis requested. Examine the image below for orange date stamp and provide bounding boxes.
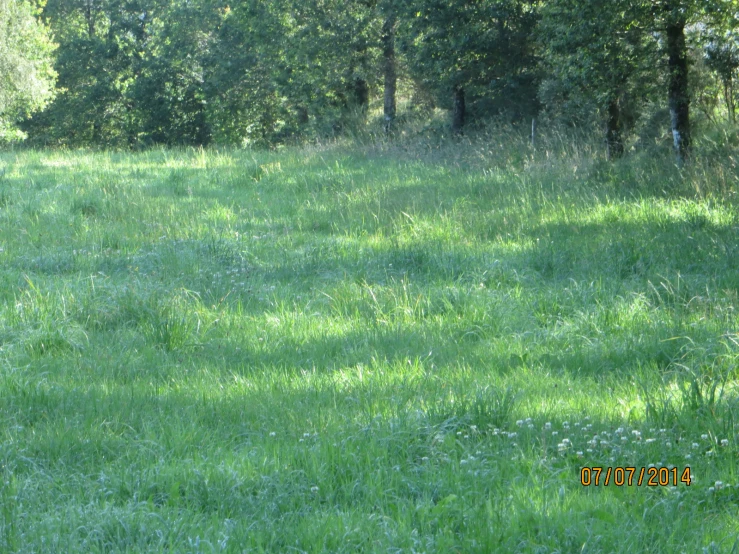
[580,466,692,487]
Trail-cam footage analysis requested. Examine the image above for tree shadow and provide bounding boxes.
[4,150,739,439]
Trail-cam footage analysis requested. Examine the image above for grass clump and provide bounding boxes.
[0,138,737,552]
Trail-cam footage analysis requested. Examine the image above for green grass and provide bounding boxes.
[0,138,738,552]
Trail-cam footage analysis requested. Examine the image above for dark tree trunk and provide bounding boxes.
[451,86,465,135]
[194,106,211,146]
[666,18,690,165]
[84,0,96,38]
[724,79,736,123]
[296,105,309,126]
[354,78,369,113]
[605,97,624,159]
[382,14,396,134]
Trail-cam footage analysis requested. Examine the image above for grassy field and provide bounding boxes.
[1,136,738,552]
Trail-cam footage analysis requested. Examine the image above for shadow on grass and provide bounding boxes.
[4,150,739,444]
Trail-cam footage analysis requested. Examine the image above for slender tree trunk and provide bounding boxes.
[605,97,624,159]
[84,0,95,38]
[296,105,309,126]
[354,78,369,113]
[382,13,396,134]
[451,86,465,135]
[666,18,690,165]
[724,79,735,124]
[195,104,211,146]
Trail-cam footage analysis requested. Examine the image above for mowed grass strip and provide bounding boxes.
[0,143,738,552]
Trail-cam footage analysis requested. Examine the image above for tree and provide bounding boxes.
[0,0,56,141]
[651,0,732,163]
[540,0,656,158]
[702,4,739,123]
[381,4,397,133]
[130,0,217,146]
[659,0,692,164]
[204,0,288,145]
[401,0,539,134]
[705,33,739,123]
[26,0,215,146]
[27,0,154,145]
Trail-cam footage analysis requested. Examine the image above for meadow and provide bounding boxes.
[1,132,738,552]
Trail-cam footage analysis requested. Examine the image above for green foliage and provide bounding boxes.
[206,0,382,145]
[7,0,739,149]
[539,0,657,132]
[130,0,215,146]
[703,23,739,123]
[0,0,56,141]
[26,0,385,146]
[401,0,540,124]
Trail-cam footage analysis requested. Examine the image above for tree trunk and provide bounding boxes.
[296,105,309,126]
[194,105,211,146]
[666,18,690,165]
[382,14,396,134]
[724,79,735,124]
[84,0,96,38]
[605,97,624,159]
[354,78,369,113]
[451,86,465,135]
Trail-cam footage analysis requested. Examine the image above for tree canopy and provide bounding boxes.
[4,0,737,160]
[0,0,56,140]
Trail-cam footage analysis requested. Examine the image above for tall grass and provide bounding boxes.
[0,129,738,552]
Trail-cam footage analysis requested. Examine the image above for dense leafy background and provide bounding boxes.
[1,0,734,152]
